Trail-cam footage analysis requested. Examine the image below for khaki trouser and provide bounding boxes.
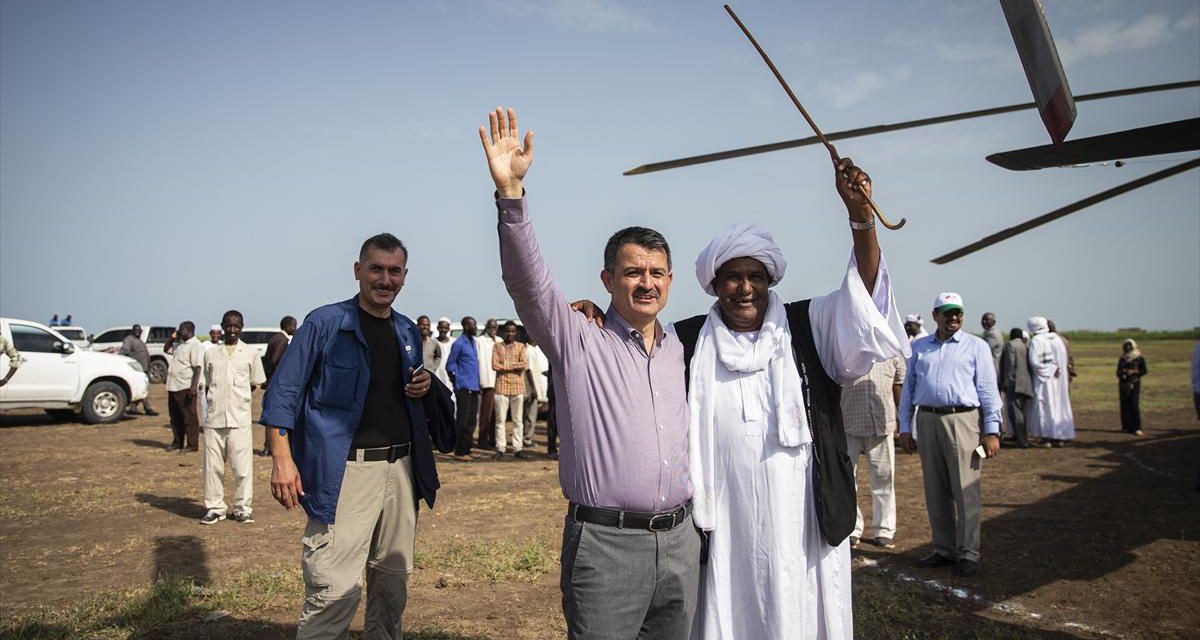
[202,427,253,516]
[916,410,983,562]
[846,433,896,540]
[297,455,417,640]
[494,393,525,454]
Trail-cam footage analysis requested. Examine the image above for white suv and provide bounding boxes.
[239,327,284,359]
[90,325,175,383]
[0,318,150,424]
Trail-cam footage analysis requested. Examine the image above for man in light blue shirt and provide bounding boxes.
[898,292,1001,578]
[446,316,481,460]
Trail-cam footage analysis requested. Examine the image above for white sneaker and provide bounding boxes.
[200,511,226,525]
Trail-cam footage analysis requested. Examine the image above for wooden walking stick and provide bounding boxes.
[723,4,906,230]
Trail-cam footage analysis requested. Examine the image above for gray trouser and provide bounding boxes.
[560,510,701,640]
[297,455,417,640]
[916,410,983,562]
[1005,393,1030,447]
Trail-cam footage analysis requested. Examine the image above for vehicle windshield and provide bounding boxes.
[57,329,86,340]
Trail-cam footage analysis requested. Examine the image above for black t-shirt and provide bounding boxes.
[351,307,412,448]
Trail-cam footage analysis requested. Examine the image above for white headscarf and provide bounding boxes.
[694,224,788,295]
[686,226,809,531]
[1028,316,1049,335]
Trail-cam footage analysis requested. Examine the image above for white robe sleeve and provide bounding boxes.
[808,250,911,385]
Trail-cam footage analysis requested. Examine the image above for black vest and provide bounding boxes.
[673,299,856,547]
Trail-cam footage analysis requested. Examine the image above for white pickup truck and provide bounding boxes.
[0,318,150,424]
[89,325,176,383]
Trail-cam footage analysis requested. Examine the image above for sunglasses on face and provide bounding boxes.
[940,309,964,318]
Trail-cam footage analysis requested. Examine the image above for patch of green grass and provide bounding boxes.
[420,538,556,583]
[0,568,302,640]
[1060,328,1199,342]
[1069,339,1195,414]
[1,576,203,640]
[0,567,488,640]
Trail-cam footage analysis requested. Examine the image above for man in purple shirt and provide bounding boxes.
[480,107,698,639]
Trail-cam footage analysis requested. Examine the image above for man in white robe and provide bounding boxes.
[674,162,909,640]
[904,313,929,342]
[1026,316,1075,446]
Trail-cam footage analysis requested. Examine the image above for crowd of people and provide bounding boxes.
[13,106,1189,640]
[416,315,553,461]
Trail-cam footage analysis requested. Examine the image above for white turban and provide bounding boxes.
[1027,316,1049,334]
[694,224,788,296]
[904,314,921,324]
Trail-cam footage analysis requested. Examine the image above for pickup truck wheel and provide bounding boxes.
[81,382,127,424]
[148,358,168,384]
[44,409,78,421]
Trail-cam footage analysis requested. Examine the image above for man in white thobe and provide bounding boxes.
[1026,316,1075,446]
[675,161,908,640]
[522,337,549,447]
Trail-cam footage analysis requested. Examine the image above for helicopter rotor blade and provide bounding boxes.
[930,157,1200,264]
[623,80,1200,176]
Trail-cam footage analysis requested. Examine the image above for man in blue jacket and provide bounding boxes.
[446,316,481,461]
[261,232,454,639]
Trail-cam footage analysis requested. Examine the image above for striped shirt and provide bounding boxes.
[492,340,527,396]
[840,356,906,437]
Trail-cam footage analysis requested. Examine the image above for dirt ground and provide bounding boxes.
[1,339,1198,639]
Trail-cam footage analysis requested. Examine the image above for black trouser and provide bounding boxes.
[545,398,558,454]
[167,390,199,449]
[454,389,480,455]
[1120,382,1141,432]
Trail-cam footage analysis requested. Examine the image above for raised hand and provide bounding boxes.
[834,157,872,222]
[479,107,534,198]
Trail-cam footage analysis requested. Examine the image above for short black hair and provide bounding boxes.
[462,316,475,325]
[179,321,195,333]
[1009,327,1023,340]
[603,226,671,272]
[280,315,297,330]
[222,310,244,326]
[359,233,408,261]
[502,320,518,330]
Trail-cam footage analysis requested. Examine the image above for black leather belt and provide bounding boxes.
[348,442,411,462]
[569,500,692,532]
[919,405,977,415]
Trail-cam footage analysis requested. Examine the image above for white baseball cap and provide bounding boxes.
[932,292,964,312]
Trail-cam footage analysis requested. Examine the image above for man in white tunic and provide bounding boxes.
[200,310,267,524]
[671,161,909,640]
[1026,316,1075,446]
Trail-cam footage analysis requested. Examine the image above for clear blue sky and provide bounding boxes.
[2,0,1197,334]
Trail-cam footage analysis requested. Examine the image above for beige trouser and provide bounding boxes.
[297,455,417,640]
[846,433,896,540]
[916,410,983,562]
[494,393,525,453]
[202,427,253,516]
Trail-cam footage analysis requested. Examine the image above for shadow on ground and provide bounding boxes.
[884,425,1200,636]
[136,493,206,519]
